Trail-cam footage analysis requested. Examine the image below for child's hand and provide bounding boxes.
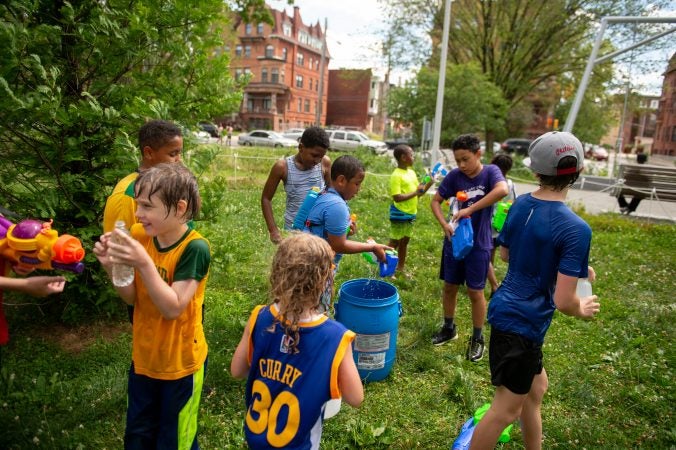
[453,207,472,221]
[442,222,455,240]
[348,220,358,236]
[106,229,148,269]
[372,244,393,263]
[579,294,600,318]
[269,229,282,245]
[93,232,114,269]
[23,276,66,297]
[587,266,596,282]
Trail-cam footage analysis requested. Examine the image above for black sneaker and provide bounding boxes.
[466,336,485,362]
[432,325,458,346]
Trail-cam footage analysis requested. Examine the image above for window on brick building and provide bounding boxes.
[282,48,287,61]
[265,45,274,58]
[296,75,303,88]
[298,98,302,112]
[271,68,279,83]
[235,45,242,57]
[304,99,310,113]
[261,69,268,83]
[257,23,264,34]
[297,53,304,66]
[245,23,252,35]
[244,46,251,58]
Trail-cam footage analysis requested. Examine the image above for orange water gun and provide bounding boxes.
[0,217,85,274]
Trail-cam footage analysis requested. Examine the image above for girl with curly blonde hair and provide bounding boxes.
[231,233,363,449]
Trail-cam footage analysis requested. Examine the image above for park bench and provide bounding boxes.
[613,163,676,202]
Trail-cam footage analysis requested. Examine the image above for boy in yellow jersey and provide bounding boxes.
[387,144,433,278]
[102,119,183,233]
[94,163,210,449]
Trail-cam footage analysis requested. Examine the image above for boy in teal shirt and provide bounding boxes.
[388,145,433,277]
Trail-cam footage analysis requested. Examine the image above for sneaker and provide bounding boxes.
[466,336,485,362]
[432,325,458,346]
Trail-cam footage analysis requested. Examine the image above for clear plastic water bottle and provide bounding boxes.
[576,278,592,298]
[111,220,135,287]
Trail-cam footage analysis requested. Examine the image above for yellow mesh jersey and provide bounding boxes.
[130,223,210,380]
[390,167,420,214]
[103,172,138,232]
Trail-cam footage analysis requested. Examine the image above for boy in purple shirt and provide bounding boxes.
[430,134,507,362]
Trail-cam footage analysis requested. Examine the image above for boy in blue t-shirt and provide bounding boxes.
[305,155,389,267]
[430,134,508,362]
[470,131,600,449]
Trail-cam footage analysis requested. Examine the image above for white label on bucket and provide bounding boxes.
[357,352,386,370]
[354,332,390,352]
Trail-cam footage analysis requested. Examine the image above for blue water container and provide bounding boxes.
[335,279,402,382]
[292,187,320,230]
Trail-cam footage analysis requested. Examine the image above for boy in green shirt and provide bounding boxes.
[388,145,433,278]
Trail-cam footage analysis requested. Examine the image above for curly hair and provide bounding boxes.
[451,134,481,153]
[490,153,513,177]
[330,155,365,181]
[300,126,330,150]
[138,119,182,151]
[269,233,335,353]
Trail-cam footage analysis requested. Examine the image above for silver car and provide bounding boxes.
[327,130,387,154]
[238,130,298,148]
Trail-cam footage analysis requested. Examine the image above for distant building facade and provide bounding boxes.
[653,53,676,156]
[326,69,389,134]
[229,5,328,131]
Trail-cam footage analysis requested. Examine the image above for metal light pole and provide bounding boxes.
[431,0,452,167]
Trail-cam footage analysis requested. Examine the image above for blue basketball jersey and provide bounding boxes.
[243,304,355,449]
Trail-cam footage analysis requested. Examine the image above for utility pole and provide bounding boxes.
[315,18,328,126]
[431,0,452,167]
[382,32,392,141]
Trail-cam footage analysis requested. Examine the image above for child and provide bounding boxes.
[430,134,508,362]
[230,233,363,449]
[387,144,433,278]
[94,163,210,449]
[261,127,331,244]
[103,119,183,233]
[305,155,390,267]
[470,131,600,449]
[486,153,517,297]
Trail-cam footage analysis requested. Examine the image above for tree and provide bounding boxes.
[388,63,507,147]
[0,0,261,318]
[381,0,671,138]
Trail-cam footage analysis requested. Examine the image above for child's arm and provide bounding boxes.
[338,342,364,407]
[321,155,332,187]
[430,192,454,239]
[553,271,600,318]
[231,322,251,379]
[261,160,287,244]
[0,274,65,297]
[326,233,391,262]
[455,180,508,221]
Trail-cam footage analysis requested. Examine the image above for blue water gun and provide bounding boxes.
[451,403,513,449]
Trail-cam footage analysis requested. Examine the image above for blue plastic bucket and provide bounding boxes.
[335,278,402,382]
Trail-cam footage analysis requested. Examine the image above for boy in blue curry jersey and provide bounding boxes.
[231,233,363,449]
[430,134,508,362]
[470,132,600,450]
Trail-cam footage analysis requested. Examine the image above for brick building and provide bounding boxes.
[230,5,329,131]
[653,52,676,156]
[326,69,390,134]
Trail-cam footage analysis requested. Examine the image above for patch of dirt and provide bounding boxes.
[34,321,130,354]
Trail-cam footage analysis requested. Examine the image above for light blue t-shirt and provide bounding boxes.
[304,188,350,264]
[488,193,591,343]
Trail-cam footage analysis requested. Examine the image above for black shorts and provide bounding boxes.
[489,328,543,395]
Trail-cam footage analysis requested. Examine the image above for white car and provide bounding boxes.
[480,141,501,153]
[238,130,298,148]
[282,128,306,142]
[327,130,388,154]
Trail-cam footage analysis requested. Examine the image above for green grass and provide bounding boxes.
[1,145,674,449]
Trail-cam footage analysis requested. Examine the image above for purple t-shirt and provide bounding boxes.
[437,164,505,250]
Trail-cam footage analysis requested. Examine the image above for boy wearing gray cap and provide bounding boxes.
[469,131,601,450]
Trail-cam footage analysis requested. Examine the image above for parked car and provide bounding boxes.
[282,128,306,142]
[585,145,609,161]
[501,138,533,155]
[327,130,388,154]
[198,122,220,138]
[238,130,298,148]
[480,141,501,153]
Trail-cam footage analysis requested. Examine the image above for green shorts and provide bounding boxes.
[390,220,414,240]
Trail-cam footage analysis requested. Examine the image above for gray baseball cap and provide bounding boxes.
[524,131,584,176]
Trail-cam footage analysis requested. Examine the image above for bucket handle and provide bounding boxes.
[398,301,403,317]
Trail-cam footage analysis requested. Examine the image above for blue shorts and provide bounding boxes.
[125,359,207,450]
[439,239,490,290]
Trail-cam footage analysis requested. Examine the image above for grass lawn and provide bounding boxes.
[1,144,674,449]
